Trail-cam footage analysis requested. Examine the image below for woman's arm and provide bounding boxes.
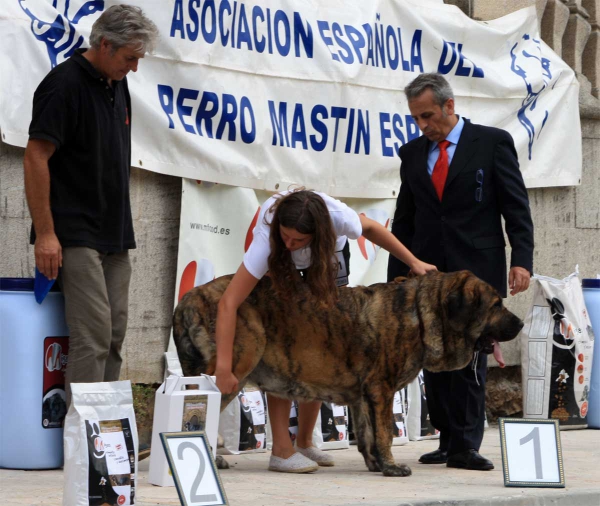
[359,215,437,276]
[215,263,260,393]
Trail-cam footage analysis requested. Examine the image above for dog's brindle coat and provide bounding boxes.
[173,270,523,477]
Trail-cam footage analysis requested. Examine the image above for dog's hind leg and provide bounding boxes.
[350,401,380,472]
[363,388,411,477]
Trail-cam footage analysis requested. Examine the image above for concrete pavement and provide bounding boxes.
[1,426,598,506]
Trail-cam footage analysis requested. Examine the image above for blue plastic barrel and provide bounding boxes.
[583,279,600,429]
[0,278,69,469]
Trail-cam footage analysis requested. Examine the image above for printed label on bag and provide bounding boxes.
[320,403,348,442]
[86,418,136,506]
[392,390,408,438]
[182,395,208,432]
[42,336,68,428]
[239,390,267,451]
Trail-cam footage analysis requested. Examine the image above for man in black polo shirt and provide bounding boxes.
[23,5,158,403]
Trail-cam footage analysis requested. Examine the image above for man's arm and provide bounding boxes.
[493,131,534,295]
[24,138,62,279]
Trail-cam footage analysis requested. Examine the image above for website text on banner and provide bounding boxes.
[0,0,580,196]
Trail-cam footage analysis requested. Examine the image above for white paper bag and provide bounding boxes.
[148,375,221,487]
[407,372,439,441]
[392,389,409,446]
[63,381,138,506]
[218,387,268,454]
[313,402,349,450]
[521,270,595,429]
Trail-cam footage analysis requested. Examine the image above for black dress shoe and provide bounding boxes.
[419,448,448,464]
[447,449,494,470]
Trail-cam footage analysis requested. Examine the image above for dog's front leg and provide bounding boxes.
[364,389,411,477]
[349,402,380,472]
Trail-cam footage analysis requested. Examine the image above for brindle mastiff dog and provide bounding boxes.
[173,270,523,477]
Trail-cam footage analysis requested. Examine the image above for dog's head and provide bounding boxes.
[421,270,523,372]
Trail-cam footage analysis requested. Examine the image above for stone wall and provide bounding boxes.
[0,141,182,383]
[1,0,599,384]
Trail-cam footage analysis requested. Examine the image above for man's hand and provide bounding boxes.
[509,266,530,296]
[35,232,62,279]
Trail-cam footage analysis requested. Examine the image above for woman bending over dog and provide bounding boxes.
[215,188,436,473]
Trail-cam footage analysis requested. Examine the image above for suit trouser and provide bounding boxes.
[423,352,487,456]
[59,247,132,404]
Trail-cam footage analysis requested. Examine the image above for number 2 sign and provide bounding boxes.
[499,418,565,488]
[161,432,229,506]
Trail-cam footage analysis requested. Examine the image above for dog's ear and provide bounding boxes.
[392,276,408,284]
[446,289,466,317]
[445,273,479,319]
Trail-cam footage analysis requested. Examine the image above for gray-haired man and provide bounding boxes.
[24,5,159,403]
[388,73,534,471]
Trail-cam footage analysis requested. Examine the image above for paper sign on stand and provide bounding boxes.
[148,375,221,487]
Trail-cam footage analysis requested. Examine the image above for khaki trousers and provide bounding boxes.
[59,247,132,404]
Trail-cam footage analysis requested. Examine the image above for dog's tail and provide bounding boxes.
[172,300,211,377]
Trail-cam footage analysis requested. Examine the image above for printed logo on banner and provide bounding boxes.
[178,259,215,301]
[357,210,390,262]
[18,0,105,68]
[510,34,557,160]
[245,207,261,252]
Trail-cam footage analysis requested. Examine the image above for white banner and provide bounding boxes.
[173,179,395,309]
[0,0,582,196]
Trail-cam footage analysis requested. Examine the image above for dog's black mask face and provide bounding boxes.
[475,309,524,354]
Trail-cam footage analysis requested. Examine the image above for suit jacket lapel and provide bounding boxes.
[445,120,479,191]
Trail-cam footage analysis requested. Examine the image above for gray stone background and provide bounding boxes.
[1,0,599,384]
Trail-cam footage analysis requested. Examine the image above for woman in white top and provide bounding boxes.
[216,189,436,473]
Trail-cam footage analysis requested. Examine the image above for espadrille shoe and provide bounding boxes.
[268,452,319,473]
[296,445,335,467]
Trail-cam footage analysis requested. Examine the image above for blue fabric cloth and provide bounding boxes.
[427,116,465,175]
[34,267,56,304]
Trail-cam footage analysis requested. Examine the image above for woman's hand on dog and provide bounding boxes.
[216,369,239,394]
[409,259,437,276]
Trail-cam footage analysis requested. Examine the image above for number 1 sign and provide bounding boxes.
[161,432,229,506]
[499,418,565,488]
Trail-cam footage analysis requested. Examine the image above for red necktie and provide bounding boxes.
[431,140,451,201]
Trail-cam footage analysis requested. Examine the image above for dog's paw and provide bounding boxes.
[216,455,230,470]
[367,462,381,472]
[382,463,412,477]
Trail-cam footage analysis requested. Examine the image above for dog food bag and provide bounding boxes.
[219,386,268,454]
[63,381,138,506]
[314,403,349,450]
[521,270,595,429]
[407,371,439,441]
[392,389,409,446]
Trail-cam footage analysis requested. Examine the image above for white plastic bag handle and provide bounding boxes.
[164,374,216,395]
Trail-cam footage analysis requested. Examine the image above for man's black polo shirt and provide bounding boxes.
[29,49,135,252]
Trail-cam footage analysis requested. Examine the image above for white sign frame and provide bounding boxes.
[160,431,229,506]
[498,418,565,488]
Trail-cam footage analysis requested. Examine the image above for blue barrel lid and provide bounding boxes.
[0,277,61,292]
[582,279,600,289]
[0,278,35,291]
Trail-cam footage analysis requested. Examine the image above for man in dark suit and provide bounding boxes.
[388,73,534,471]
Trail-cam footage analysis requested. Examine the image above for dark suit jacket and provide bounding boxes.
[387,120,534,297]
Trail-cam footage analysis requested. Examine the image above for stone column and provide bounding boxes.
[471,0,548,24]
[582,0,600,97]
[540,0,571,55]
[562,1,592,73]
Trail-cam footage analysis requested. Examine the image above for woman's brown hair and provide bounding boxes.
[266,189,338,306]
